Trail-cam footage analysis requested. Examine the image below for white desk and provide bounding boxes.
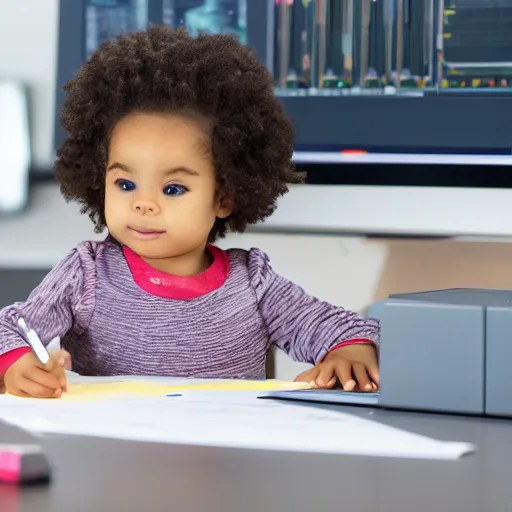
[1,405,511,512]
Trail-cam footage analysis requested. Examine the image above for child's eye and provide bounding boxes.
[116,179,136,192]
[163,184,187,197]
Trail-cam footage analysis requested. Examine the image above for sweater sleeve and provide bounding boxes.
[247,248,380,365]
[0,243,97,359]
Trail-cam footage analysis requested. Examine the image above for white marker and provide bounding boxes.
[17,317,50,365]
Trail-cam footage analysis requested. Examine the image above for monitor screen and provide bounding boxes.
[54,0,270,152]
[84,0,150,60]
[84,0,247,59]
[273,0,512,167]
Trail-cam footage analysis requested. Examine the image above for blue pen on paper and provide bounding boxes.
[166,394,182,397]
[17,317,50,365]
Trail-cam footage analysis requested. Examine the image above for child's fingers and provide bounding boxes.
[54,350,72,370]
[54,366,68,391]
[48,350,71,390]
[63,355,72,371]
[26,366,62,391]
[323,376,337,389]
[367,363,380,387]
[352,363,372,392]
[315,363,337,388]
[294,368,318,383]
[42,356,56,372]
[335,361,356,391]
[19,377,62,399]
[46,336,61,353]
[314,376,336,389]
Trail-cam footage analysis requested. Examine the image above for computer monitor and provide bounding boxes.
[53,0,512,237]
[54,0,271,151]
[275,0,512,160]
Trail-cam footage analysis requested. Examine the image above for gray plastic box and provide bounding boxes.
[368,288,512,416]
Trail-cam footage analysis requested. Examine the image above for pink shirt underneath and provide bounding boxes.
[123,245,230,300]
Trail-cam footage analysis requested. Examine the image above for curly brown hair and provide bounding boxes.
[54,25,303,241]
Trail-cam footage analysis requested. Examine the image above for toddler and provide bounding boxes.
[0,27,379,398]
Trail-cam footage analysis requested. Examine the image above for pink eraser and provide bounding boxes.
[0,444,50,484]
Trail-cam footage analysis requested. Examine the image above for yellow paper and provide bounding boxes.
[60,380,312,401]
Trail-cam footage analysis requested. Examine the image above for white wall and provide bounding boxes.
[0,0,59,169]
[2,0,512,383]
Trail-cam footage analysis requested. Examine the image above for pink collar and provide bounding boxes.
[123,245,230,300]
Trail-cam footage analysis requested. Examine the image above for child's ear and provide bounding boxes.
[215,195,234,219]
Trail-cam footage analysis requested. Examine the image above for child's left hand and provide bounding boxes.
[294,344,379,392]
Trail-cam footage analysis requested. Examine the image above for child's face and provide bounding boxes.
[104,112,231,262]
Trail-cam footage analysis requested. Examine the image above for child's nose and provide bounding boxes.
[133,198,160,215]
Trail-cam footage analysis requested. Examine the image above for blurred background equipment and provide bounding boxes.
[0,80,30,213]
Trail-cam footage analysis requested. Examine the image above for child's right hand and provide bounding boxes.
[4,351,70,398]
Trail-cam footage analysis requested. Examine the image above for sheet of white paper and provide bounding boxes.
[65,373,196,385]
[0,389,474,460]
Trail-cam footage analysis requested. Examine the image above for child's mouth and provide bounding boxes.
[128,227,166,239]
